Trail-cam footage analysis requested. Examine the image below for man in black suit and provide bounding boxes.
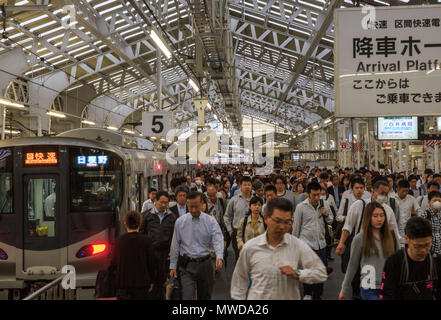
[169,185,189,218]
[327,175,345,208]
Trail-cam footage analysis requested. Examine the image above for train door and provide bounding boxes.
[22,174,63,272]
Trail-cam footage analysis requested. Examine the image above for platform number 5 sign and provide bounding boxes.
[142,112,173,137]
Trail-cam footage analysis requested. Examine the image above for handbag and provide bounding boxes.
[164,276,182,300]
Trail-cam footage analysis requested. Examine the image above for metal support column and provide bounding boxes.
[435,144,440,174]
[1,106,5,140]
[157,51,162,110]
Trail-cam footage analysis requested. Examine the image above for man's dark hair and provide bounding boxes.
[424,168,433,175]
[250,196,263,207]
[170,178,181,190]
[187,191,202,201]
[148,188,157,193]
[206,177,217,186]
[408,175,418,182]
[124,211,142,230]
[175,185,189,195]
[319,172,328,180]
[273,175,285,185]
[306,181,322,193]
[428,190,441,201]
[252,180,264,190]
[156,191,169,200]
[434,173,441,179]
[397,179,410,189]
[405,216,432,239]
[265,198,293,217]
[240,176,252,184]
[351,178,365,188]
[428,181,441,190]
[264,184,277,194]
[373,179,389,190]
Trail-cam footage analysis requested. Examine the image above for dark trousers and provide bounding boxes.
[231,228,240,263]
[303,248,327,300]
[179,259,214,300]
[151,250,169,300]
[231,228,240,264]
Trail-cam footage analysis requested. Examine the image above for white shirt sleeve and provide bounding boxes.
[343,200,361,234]
[297,240,328,284]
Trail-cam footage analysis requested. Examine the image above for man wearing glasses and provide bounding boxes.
[292,181,333,300]
[230,198,327,300]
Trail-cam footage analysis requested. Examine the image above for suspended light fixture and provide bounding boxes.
[81,119,96,125]
[0,97,25,109]
[150,30,171,58]
[123,129,135,135]
[47,110,66,118]
[189,79,200,92]
[106,125,118,131]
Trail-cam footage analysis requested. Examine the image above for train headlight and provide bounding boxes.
[76,243,108,258]
[0,248,8,260]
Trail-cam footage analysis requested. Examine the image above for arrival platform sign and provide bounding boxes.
[335,5,441,117]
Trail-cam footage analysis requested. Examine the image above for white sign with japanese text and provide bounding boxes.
[142,111,173,137]
[377,116,418,140]
[335,5,441,117]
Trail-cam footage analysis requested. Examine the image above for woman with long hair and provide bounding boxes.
[338,202,399,300]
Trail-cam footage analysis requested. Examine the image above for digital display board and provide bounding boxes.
[377,117,418,140]
[76,155,108,167]
[438,117,441,132]
[25,152,58,165]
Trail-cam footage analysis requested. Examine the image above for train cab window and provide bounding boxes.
[0,148,13,214]
[27,178,56,237]
[69,147,123,212]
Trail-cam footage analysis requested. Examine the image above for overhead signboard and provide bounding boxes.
[142,112,173,137]
[377,116,418,140]
[335,6,441,117]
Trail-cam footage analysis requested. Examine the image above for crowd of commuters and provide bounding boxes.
[104,164,441,300]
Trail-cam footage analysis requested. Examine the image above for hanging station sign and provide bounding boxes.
[335,5,441,117]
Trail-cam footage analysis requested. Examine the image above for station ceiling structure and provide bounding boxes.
[0,0,426,143]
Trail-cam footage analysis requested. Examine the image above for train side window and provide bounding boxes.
[70,147,123,212]
[0,148,13,214]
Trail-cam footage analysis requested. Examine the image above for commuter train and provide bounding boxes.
[0,128,196,299]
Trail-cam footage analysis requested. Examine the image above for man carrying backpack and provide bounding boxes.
[381,216,441,300]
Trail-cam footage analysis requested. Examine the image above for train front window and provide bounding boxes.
[70,147,123,212]
[0,148,13,214]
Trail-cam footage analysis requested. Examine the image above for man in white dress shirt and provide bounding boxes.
[230,198,327,300]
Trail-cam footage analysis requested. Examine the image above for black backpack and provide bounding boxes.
[399,249,439,300]
[95,265,116,299]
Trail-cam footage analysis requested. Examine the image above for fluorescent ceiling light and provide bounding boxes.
[313,125,319,129]
[207,102,212,110]
[189,79,199,92]
[4,129,20,134]
[0,97,25,109]
[123,129,135,135]
[47,110,66,118]
[304,129,309,133]
[151,137,157,140]
[106,125,118,131]
[82,119,96,125]
[150,30,171,58]
[324,118,332,124]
